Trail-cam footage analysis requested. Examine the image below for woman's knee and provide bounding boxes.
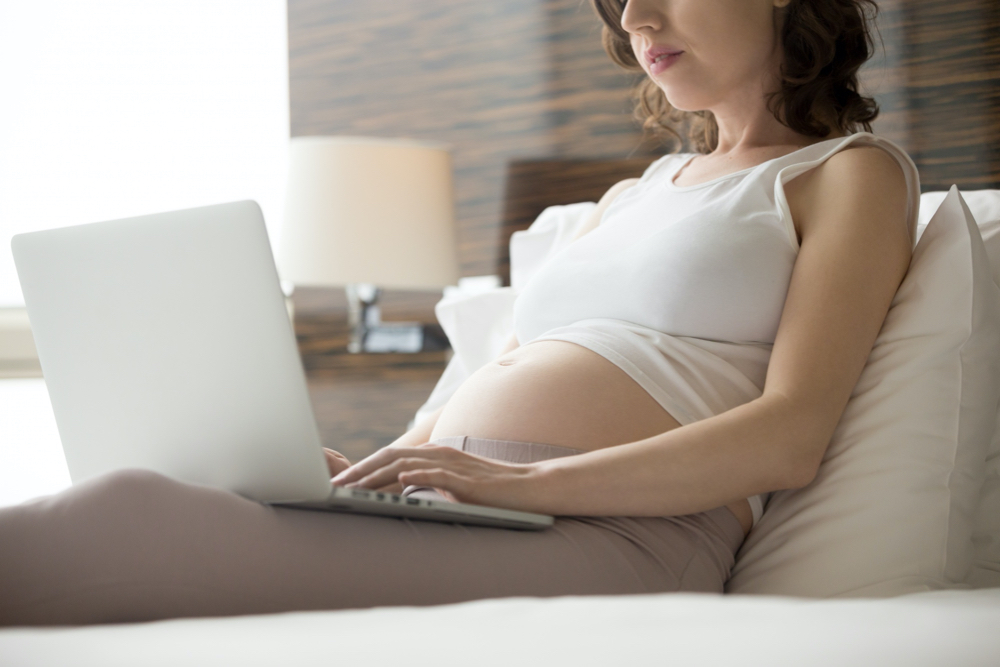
[45,468,232,543]
[0,470,187,584]
[73,467,187,509]
[89,467,176,490]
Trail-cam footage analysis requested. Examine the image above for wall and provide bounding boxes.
[907,0,1000,191]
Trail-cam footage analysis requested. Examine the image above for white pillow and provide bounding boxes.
[922,189,1000,588]
[919,192,1000,588]
[727,187,1000,597]
[918,189,1000,229]
[969,217,1000,589]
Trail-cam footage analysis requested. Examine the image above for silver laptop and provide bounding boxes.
[11,200,552,530]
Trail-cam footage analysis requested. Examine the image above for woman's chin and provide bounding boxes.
[659,93,707,115]
[654,84,712,115]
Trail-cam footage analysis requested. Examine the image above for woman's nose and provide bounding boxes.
[620,0,663,35]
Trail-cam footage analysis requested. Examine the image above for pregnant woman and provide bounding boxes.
[0,0,919,625]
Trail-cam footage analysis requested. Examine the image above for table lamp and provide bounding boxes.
[277,136,460,353]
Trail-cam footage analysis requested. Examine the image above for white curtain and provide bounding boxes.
[0,0,290,307]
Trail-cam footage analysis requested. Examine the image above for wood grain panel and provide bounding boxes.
[868,0,1000,190]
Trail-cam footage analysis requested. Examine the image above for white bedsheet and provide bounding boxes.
[1,589,998,666]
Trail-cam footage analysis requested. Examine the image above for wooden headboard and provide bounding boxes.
[288,0,1000,282]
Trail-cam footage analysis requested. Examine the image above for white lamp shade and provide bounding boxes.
[278,136,460,290]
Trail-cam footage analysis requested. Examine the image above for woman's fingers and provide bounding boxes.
[397,468,469,501]
[332,444,446,486]
[330,444,534,509]
[331,449,391,485]
[347,456,446,491]
[376,481,406,495]
[328,444,548,512]
[322,448,352,477]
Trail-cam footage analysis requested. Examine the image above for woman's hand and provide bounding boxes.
[330,443,549,513]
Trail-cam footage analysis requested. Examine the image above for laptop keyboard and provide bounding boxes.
[347,487,423,506]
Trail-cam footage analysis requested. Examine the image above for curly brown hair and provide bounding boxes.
[592,0,881,153]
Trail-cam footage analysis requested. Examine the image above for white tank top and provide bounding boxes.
[512,132,921,527]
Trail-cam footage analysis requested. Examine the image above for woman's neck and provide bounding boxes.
[708,99,845,157]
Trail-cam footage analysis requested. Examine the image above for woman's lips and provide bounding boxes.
[649,51,683,75]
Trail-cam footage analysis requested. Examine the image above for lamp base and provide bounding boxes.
[346,283,426,354]
[361,323,424,353]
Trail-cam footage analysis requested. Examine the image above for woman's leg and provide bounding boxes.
[0,466,742,626]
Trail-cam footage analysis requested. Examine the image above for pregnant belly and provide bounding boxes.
[431,340,681,448]
[430,340,753,534]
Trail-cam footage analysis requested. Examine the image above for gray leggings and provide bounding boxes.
[0,436,745,626]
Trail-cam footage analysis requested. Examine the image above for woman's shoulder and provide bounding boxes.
[783,132,921,244]
[809,143,910,204]
[785,134,917,245]
[826,131,912,162]
[823,141,907,178]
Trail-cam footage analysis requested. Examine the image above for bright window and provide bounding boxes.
[0,0,290,307]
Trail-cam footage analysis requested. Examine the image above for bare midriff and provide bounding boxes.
[430,340,753,535]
